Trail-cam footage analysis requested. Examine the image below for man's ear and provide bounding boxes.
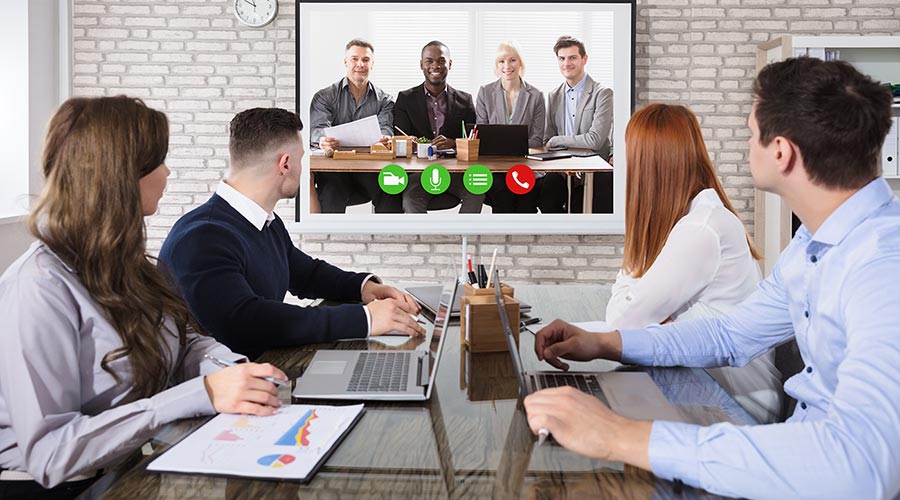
[772,136,798,177]
[277,153,290,176]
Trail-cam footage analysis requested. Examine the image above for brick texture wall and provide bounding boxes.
[72,0,900,284]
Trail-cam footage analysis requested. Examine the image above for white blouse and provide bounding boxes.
[606,189,783,423]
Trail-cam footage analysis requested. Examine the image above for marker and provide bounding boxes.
[203,354,287,387]
[467,254,478,285]
[520,317,542,330]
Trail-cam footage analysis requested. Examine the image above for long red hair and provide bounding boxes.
[623,103,760,277]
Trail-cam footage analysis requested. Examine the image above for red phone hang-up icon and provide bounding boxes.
[505,164,535,195]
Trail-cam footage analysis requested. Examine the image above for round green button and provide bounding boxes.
[421,164,450,195]
[463,164,492,195]
[378,164,408,195]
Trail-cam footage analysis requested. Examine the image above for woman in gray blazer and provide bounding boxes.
[476,41,546,213]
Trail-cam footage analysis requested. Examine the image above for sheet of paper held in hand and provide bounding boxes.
[147,404,364,481]
[323,115,383,147]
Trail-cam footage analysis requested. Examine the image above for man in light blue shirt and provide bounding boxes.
[525,57,900,499]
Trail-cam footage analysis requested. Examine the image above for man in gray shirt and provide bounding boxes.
[309,39,402,213]
[541,35,614,214]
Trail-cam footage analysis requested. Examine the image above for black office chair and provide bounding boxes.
[426,193,462,212]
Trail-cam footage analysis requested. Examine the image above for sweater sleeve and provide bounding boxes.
[161,223,367,359]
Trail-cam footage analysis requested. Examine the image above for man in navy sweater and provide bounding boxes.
[159,108,423,359]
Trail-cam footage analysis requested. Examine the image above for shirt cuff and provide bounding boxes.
[150,375,216,426]
[619,327,657,365]
[363,304,372,338]
[649,420,701,485]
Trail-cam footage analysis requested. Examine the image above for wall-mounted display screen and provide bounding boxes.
[294,0,634,234]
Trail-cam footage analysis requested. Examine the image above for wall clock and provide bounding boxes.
[234,0,278,28]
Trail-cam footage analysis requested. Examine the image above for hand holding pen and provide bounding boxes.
[203,355,289,416]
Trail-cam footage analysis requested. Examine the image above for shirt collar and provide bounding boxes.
[808,177,895,246]
[688,188,723,213]
[567,75,588,94]
[340,77,373,95]
[424,84,448,99]
[215,181,275,231]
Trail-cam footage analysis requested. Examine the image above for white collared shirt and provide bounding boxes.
[214,181,375,335]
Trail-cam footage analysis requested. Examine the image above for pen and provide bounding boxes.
[520,317,542,330]
[486,248,498,288]
[461,120,467,139]
[537,427,549,446]
[203,354,287,387]
[477,264,488,288]
[467,254,478,285]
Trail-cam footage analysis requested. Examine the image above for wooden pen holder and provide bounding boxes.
[460,283,519,353]
[456,139,480,161]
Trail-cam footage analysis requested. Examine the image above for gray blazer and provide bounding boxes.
[475,79,545,148]
[545,74,613,159]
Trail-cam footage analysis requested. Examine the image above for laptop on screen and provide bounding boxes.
[466,124,528,156]
[491,270,683,422]
[292,279,458,402]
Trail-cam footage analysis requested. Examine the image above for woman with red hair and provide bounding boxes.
[606,103,782,423]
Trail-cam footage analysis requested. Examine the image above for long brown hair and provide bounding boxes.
[29,96,200,400]
[623,103,760,278]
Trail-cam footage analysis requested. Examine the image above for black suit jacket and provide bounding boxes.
[394,83,476,140]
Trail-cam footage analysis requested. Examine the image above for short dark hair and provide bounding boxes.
[346,38,374,53]
[553,36,586,57]
[753,57,893,190]
[421,40,449,59]
[229,108,303,166]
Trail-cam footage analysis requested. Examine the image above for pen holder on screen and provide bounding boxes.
[456,139,480,161]
[460,283,519,353]
[391,136,413,158]
[459,349,521,401]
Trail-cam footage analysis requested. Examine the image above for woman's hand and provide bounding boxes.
[204,363,287,416]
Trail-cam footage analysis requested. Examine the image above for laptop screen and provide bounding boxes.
[420,279,458,399]
[492,269,529,399]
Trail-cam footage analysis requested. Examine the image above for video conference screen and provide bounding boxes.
[294,1,635,234]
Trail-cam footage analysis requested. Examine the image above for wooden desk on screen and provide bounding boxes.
[308,153,613,214]
[80,285,755,499]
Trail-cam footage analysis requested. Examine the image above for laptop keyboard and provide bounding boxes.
[346,352,410,392]
[536,373,608,402]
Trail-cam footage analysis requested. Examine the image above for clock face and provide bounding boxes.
[234,0,278,28]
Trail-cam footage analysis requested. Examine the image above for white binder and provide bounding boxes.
[883,117,898,177]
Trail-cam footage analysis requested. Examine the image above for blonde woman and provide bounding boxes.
[606,103,783,423]
[0,96,286,496]
[476,41,546,213]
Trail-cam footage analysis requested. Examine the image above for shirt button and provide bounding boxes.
[810,255,818,263]
[804,310,809,318]
[806,366,813,374]
[801,402,807,410]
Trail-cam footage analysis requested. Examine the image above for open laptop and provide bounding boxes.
[406,284,531,319]
[466,124,528,156]
[292,279,458,402]
[491,270,683,421]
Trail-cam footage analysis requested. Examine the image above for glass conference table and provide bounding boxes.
[79,285,756,499]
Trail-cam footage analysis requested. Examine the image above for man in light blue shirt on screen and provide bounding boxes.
[525,57,900,499]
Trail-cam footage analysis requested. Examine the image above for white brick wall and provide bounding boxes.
[73,0,900,284]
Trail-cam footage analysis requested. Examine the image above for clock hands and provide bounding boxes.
[243,0,257,8]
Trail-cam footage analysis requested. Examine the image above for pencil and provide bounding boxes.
[486,248,498,288]
[394,125,410,137]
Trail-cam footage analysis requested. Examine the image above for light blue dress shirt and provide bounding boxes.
[621,177,900,499]
[564,75,587,136]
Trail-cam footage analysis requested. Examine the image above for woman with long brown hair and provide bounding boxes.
[605,103,782,423]
[0,96,286,498]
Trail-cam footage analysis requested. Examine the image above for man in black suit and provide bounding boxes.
[395,41,483,213]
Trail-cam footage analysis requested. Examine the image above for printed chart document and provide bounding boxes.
[324,115,382,147]
[148,404,364,482]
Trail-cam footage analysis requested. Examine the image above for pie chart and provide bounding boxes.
[256,454,296,468]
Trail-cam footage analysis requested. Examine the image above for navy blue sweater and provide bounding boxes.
[159,194,369,359]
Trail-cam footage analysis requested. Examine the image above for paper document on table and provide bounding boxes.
[147,404,364,483]
[323,115,383,147]
[527,320,610,334]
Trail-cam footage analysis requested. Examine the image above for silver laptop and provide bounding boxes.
[292,279,458,402]
[492,271,682,421]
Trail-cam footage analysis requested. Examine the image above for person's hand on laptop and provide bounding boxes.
[368,298,427,337]
[523,386,652,469]
[362,281,421,315]
[534,319,623,371]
